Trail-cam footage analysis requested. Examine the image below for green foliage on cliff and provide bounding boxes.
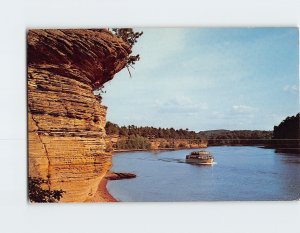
[273,113,300,139]
[111,28,143,77]
[105,121,121,135]
[105,121,203,140]
[115,135,151,150]
[28,177,65,203]
[94,28,143,100]
[271,113,300,153]
[112,28,143,47]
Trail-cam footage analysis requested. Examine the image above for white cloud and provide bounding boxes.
[154,95,207,114]
[283,84,299,93]
[232,105,256,114]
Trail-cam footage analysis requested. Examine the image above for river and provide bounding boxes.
[107,146,300,201]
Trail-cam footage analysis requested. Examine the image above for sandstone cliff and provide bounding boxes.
[28,29,131,202]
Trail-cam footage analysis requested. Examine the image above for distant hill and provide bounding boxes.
[199,130,272,146]
[200,129,230,134]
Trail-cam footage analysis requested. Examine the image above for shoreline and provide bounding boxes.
[91,172,136,202]
[90,177,118,202]
[112,143,297,153]
[113,147,207,153]
[113,148,176,153]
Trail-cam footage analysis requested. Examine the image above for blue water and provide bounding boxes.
[107,146,300,201]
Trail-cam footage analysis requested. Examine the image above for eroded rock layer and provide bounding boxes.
[28,29,131,202]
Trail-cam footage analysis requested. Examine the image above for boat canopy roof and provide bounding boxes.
[190,150,210,155]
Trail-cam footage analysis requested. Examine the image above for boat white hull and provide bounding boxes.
[186,158,214,165]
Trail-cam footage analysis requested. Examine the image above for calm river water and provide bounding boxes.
[107,146,300,201]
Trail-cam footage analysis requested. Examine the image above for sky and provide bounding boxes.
[102,28,299,131]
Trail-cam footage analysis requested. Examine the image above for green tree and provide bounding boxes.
[111,28,143,77]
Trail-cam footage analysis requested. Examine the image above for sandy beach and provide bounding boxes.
[90,172,136,202]
[90,177,117,202]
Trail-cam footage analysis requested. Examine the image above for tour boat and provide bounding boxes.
[186,150,214,165]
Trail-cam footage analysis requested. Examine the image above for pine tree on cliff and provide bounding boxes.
[94,28,143,100]
[111,28,143,77]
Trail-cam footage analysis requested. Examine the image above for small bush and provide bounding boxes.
[28,177,65,203]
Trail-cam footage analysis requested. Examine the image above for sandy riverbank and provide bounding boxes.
[90,172,136,202]
[90,177,117,202]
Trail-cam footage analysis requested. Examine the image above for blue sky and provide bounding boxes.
[102,28,299,131]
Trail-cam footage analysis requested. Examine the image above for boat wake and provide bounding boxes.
[157,158,186,164]
[133,157,186,164]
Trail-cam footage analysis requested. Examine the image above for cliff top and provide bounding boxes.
[27,29,132,89]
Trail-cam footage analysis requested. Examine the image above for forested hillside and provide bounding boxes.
[105,122,273,149]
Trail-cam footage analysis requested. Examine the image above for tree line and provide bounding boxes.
[105,121,206,139]
[271,113,300,153]
[105,121,273,147]
[273,113,299,139]
[201,130,272,146]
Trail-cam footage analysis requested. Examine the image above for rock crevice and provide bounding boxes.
[30,114,51,191]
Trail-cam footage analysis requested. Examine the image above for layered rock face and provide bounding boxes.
[28,29,131,202]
